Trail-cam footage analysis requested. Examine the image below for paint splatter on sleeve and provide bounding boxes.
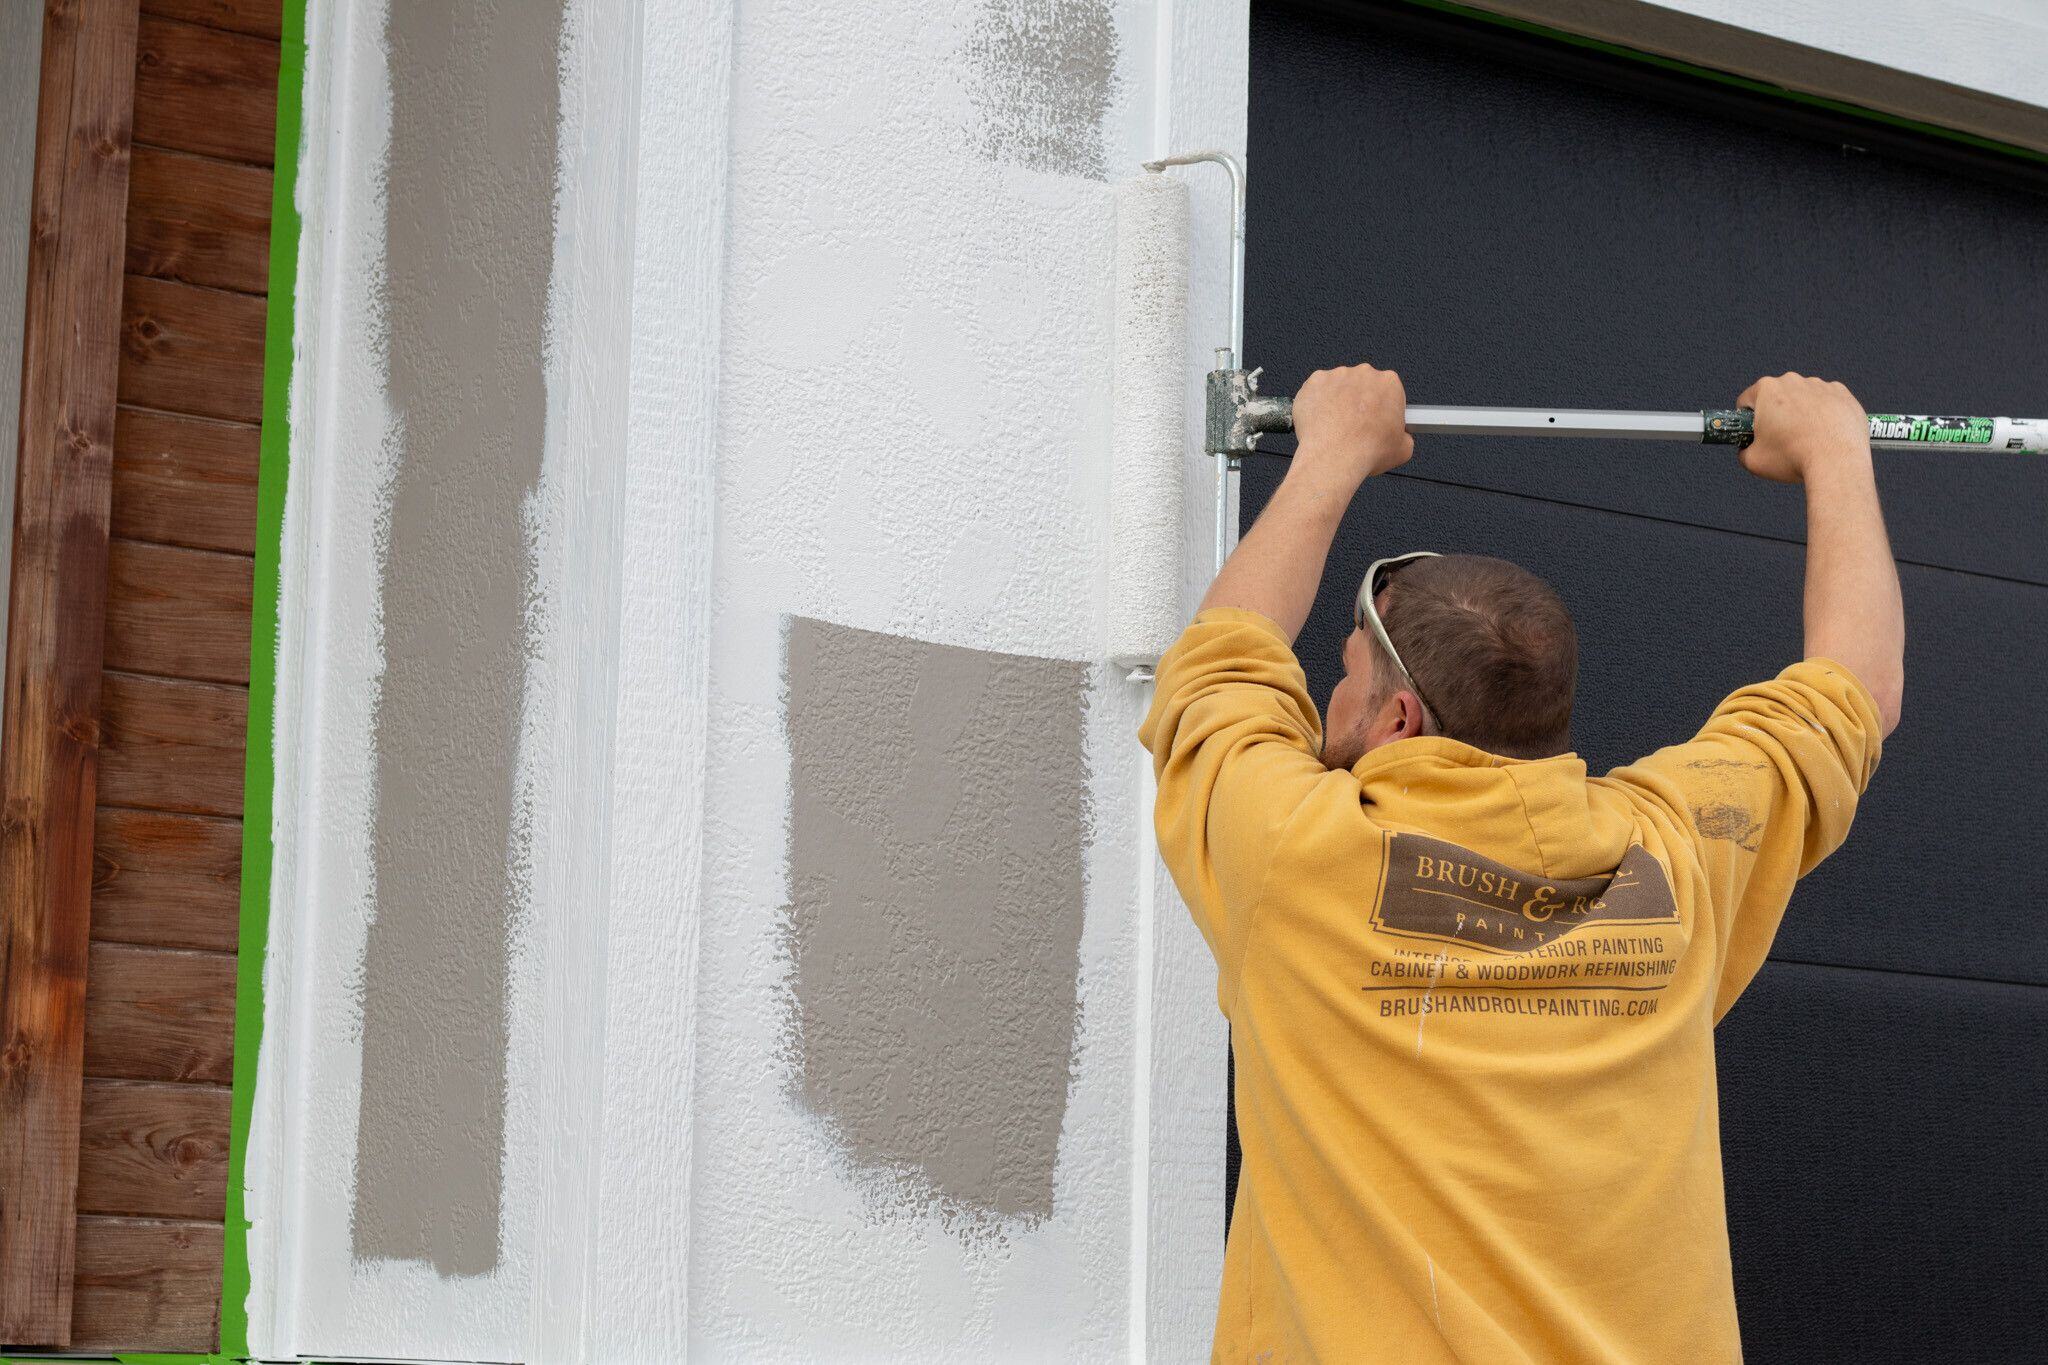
[1601,658,1884,1019]
[1139,608,1328,1014]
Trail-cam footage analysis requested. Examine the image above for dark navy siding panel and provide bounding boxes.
[1257,472,2047,986]
[1246,2,2048,584]
[1718,963,2048,1362]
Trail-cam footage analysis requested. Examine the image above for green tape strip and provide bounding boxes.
[1391,0,2048,168]
[214,0,309,1359]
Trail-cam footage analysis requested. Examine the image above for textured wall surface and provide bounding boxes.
[1246,4,2048,1358]
[786,617,1088,1222]
[963,0,1123,178]
[351,0,564,1277]
[255,0,1246,1357]
[245,0,630,1356]
[687,1,1138,1351]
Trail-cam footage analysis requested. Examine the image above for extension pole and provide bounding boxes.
[1205,376,2048,457]
[1400,406,2048,452]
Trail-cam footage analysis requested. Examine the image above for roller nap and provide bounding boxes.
[1108,172,1190,667]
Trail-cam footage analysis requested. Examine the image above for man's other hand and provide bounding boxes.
[1293,363,1413,488]
[1737,372,1872,484]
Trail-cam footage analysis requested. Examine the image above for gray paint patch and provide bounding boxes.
[351,0,563,1275]
[785,618,1088,1221]
[961,0,1121,180]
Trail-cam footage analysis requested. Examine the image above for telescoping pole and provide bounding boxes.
[1404,406,2048,453]
[1204,377,2048,458]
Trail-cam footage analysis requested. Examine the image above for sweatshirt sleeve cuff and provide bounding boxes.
[1190,606,1294,645]
[1781,656,1885,781]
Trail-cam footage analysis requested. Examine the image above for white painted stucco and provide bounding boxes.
[243,0,2048,1361]
[672,0,1238,1356]
[251,0,1237,1359]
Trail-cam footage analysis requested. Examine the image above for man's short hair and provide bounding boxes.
[1373,554,1577,760]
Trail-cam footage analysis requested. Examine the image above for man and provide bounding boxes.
[1139,364,1903,1363]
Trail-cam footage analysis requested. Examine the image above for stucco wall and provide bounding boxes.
[251,0,1239,1359]
[681,1,1236,1354]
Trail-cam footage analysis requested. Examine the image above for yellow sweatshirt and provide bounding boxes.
[1139,608,1882,1364]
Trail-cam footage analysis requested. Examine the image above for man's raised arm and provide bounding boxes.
[1737,372,1906,736]
[1199,363,1414,640]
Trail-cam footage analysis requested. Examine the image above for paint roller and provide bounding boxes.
[1107,170,1190,669]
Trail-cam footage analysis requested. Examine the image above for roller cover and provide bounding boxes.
[1107,172,1190,666]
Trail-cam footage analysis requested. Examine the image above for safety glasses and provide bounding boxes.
[1355,551,1442,721]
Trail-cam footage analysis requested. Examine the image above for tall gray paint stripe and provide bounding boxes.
[961,0,1121,180]
[784,617,1088,1221]
[351,0,564,1275]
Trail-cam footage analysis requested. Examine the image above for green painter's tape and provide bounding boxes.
[1392,0,2048,169]
[214,0,308,1358]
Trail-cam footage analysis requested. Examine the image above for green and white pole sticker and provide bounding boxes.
[1866,414,2048,452]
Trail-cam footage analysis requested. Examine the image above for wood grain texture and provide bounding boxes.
[103,538,253,684]
[124,144,270,293]
[116,273,266,423]
[0,0,143,1344]
[111,405,260,553]
[68,1214,222,1352]
[97,671,248,818]
[81,942,234,1084]
[91,807,242,952]
[75,1078,230,1219]
[140,0,280,41]
[130,13,278,166]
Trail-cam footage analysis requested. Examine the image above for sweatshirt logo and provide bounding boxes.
[1370,833,1678,955]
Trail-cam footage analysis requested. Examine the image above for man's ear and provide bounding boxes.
[1393,690,1430,740]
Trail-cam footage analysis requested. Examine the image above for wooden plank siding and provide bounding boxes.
[97,671,249,818]
[104,539,255,685]
[82,943,237,1085]
[71,0,280,1349]
[124,146,271,294]
[111,407,262,555]
[0,0,280,1351]
[91,808,243,952]
[140,0,282,48]
[70,1214,223,1353]
[118,274,268,423]
[76,1077,232,1220]
[131,14,280,168]
[0,0,145,1345]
